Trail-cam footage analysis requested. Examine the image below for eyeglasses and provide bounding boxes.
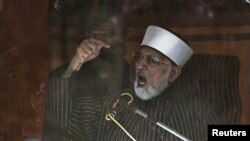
[132,52,171,67]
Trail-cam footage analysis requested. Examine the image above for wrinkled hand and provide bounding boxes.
[69,38,110,71]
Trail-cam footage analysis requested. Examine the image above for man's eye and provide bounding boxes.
[149,57,159,64]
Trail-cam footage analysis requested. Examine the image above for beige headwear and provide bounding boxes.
[141,25,193,68]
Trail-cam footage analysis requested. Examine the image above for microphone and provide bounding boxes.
[129,105,191,141]
[113,91,191,141]
[105,90,137,141]
[111,90,134,113]
[132,107,191,141]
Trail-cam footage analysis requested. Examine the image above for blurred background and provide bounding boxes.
[0,0,250,140]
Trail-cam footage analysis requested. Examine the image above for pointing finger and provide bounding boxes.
[89,38,110,48]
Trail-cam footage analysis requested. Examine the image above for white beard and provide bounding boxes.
[134,68,171,101]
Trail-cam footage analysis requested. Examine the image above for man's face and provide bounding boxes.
[85,16,127,57]
[133,47,173,100]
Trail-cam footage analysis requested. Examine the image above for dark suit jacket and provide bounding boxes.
[42,59,130,141]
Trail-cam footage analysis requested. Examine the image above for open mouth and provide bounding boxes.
[137,72,147,87]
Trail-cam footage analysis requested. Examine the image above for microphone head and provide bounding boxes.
[110,89,148,119]
[119,90,134,103]
[111,89,134,112]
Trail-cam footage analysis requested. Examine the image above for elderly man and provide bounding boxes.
[65,25,223,141]
[133,25,188,101]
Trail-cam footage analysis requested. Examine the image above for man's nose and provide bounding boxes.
[136,58,148,71]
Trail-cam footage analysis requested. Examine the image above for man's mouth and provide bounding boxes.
[137,72,147,87]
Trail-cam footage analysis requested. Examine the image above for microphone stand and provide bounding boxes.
[106,92,191,141]
[130,106,191,141]
[105,93,137,141]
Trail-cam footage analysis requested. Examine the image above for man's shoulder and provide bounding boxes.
[171,91,220,114]
[48,62,94,79]
[188,96,221,117]
[48,64,68,79]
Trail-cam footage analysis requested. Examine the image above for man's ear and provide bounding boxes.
[168,66,181,83]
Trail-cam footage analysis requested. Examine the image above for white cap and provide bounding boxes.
[141,25,193,68]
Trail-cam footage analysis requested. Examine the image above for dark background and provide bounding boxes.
[0,0,250,140]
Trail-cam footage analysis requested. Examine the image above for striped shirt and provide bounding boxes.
[66,85,223,141]
[43,60,131,140]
